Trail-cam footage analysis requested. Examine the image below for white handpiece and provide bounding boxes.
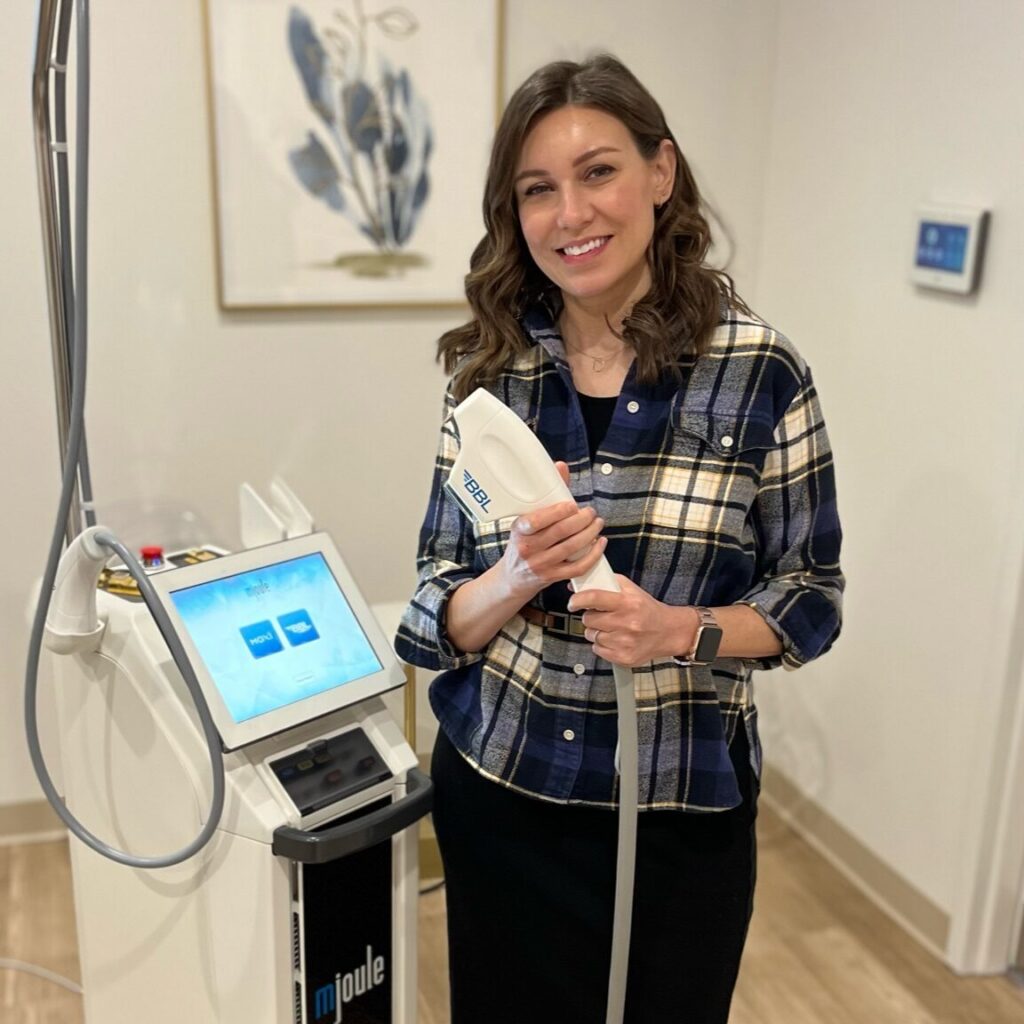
[44,526,108,653]
[445,388,619,594]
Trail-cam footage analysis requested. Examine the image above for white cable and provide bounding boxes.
[0,957,83,995]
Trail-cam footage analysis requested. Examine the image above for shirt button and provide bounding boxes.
[573,663,586,675]
[720,435,734,449]
[600,463,613,476]
[563,729,576,742]
[626,401,640,414]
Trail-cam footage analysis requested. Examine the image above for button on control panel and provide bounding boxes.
[269,727,392,816]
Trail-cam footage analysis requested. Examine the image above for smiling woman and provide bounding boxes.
[396,53,844,1024]
[513,106,674,317]
[436,53,753,403]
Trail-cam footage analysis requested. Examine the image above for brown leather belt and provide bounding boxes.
[519,605,587,638]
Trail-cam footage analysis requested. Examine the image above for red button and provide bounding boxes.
[140,545,164,567]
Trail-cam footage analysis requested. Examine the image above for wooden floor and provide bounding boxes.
[3,808,1023,1023]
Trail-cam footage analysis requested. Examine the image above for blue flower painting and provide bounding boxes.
[287,3,433,276]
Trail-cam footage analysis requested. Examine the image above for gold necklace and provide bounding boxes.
[563,337,626,373]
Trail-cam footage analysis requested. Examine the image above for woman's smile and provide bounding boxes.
[557,235,611,262]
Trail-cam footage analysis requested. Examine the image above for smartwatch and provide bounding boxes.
[685,607,723,665]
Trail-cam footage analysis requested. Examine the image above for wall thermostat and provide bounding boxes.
[911,204,989,295]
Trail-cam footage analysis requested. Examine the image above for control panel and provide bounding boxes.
[269,727,392,817]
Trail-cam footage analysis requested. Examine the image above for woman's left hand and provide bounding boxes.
[567,575,697,667]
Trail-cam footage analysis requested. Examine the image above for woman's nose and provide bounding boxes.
[556,186,592,231]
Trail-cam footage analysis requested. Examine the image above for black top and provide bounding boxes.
[576,392,617,462]
[539,392,617,615]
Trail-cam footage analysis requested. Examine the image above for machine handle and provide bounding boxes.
[272,767,433,864]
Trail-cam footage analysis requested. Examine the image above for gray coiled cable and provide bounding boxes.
[24,0,226,869]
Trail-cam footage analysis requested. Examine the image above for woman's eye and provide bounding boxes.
[522,182,552,197]
[586,164,615,180]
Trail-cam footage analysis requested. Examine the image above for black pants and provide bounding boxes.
[431,728,758,1024]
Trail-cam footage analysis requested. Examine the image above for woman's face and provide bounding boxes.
[514,105,675,314]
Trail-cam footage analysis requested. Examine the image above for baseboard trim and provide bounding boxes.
[761,766,950,962]
[0,799,64,847]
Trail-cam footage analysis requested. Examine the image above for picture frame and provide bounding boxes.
[203,0,504,310]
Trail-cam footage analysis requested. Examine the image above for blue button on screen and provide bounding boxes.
[278,608,320,647]
[240,620,284,658]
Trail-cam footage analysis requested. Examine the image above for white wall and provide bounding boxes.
[1,1,777,802]
[751,0,1024,962]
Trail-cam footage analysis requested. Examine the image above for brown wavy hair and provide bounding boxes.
[439,53,751,401]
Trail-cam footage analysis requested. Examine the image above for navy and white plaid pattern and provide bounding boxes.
[396,304,843,811]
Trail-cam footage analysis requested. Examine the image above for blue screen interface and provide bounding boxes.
[916,222,968,272]
[169,553,382,723]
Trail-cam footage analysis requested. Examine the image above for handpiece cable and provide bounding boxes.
[25,0,226,870]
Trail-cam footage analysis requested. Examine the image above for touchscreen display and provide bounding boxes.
[916,222,968,272]
[169,552,383,723]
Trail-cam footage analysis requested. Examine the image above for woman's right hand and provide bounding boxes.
[497,462,608,603]
[444,463,608,655]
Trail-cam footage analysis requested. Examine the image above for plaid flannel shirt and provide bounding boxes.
[396,304,843,811]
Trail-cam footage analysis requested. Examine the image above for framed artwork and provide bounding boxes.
[204,0,503,309]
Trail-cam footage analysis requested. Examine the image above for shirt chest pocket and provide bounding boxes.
[646,410,777,541]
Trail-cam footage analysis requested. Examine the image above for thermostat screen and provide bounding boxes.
[916,222,968,273]
[169,553,382,723]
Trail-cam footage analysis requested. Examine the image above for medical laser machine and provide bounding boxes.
[445,388,638,1024]
[42,527,431,1023]
[26,3,431,1021]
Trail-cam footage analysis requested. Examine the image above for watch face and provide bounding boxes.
[693,626,723,664]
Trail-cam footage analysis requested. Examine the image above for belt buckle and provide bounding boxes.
[548,612,570,635]
[547,612,586,638]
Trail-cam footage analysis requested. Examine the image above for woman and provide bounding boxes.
[396,54,843,1024]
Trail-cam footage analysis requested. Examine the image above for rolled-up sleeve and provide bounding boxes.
[394,386,483,672]
[740,366,844,670]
